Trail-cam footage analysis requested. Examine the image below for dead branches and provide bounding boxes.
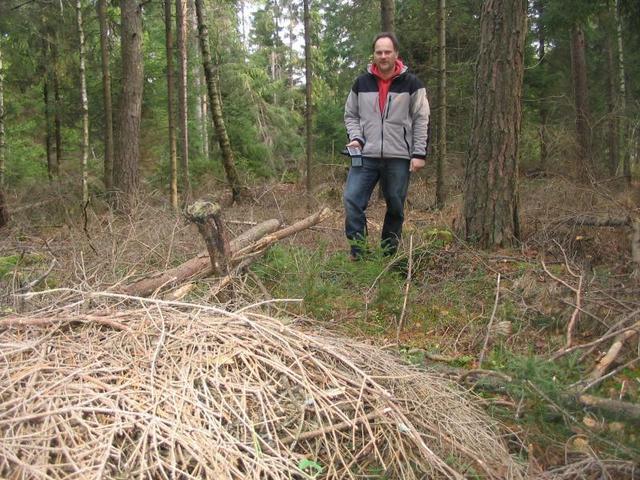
[0,302,525,479]
[121,207,332,297]
[588,320,640,382]
[121,218,281,296]
[542,253,584,351]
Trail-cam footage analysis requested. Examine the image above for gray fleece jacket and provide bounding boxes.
[344,64,430,160]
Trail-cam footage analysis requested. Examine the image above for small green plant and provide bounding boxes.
[297,458,323,478]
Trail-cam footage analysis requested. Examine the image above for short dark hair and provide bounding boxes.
[372,32,399,52]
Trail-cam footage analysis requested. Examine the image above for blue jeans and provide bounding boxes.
[343,157,411,257]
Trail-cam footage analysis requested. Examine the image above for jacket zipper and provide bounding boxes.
[381,95,392,157]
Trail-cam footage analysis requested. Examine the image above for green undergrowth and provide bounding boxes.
[480,348,640,463]
[250,239,640,466]
[0,253,47,279]
[251,243,406,333]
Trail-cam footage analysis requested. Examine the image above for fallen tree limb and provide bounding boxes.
[121,218,281,297]
[561,214,632,227]
[232,207,332,259]
[121,208,332,297]
[425,363,640,422]
[588,320,640,381]
[578,394,640,421]
[0,314,131,332]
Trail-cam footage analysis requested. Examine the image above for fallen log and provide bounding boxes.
[588,320,640,381]
[232,207,332,259]
[121,218,281,297]
[121,208,332,297]
[423,362,640,422]
[578,394,640,421]
[562,214,632,227]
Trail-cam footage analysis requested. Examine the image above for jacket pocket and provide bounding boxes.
[403,127,411,156]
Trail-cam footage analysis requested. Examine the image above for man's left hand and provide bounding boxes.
[409,158,426,173]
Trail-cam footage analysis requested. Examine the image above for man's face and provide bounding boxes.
[373,37,398,75]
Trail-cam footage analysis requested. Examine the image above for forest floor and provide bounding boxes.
[1,171,639,478]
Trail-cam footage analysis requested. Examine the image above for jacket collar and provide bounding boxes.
[367,60,408,79]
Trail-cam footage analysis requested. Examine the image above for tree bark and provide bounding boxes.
[176,0,191,200]
[43,63,54,181]
[195,0,243,202]
[0,42,11,231]
[189,0,209,159]
[0,188,8,228]
[77,0,90,204]
[303,0,312,208]
[462,0,526,247]
[615,0,630,185]
[380,0,394,32]
[97,0,114,192]
[535,0,548,172]
[51,34,63,174]
[0,40,6,187]
[114,0,144,207]
[588,321,639,381]
[570,23,592,180]
[605,10,619,177]
[185,201,230,274]
[164,0,179,210]
[434,0,446,209]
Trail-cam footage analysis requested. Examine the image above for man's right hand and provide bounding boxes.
[346,140,362,148]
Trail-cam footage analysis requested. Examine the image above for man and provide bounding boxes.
[344,32,430,259]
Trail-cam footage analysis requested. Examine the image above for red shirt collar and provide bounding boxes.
[371,59,404,80]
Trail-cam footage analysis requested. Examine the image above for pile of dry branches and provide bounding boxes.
[1,292,525,479]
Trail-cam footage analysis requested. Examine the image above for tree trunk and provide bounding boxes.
[434,0,447,210]
[195,0,242,202]
[462,0,526,248]
[303,0,312,208]
[77,0,90,204]
[189,0,209,160]
[570,23,592,180]
[164,0,179,210]
[114,0,144,207]
[536,0,548,172]
[51,36,63,173]
[0,40,6,187]
[287,7,295,105]
[380,0,394,32]
[0,188,7,228]
[176,0,191,200]
[604,12,618,177]
[43,76,54,181]
[97,0,114,192]
[41,33,56,181]
[615,0,630,185]
[0,19,9,223]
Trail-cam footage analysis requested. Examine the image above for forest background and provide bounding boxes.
[1,0,640,475]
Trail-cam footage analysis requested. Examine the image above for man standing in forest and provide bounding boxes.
[343,32,430,259]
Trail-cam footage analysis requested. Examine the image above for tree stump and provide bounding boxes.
[185,200,230,274]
